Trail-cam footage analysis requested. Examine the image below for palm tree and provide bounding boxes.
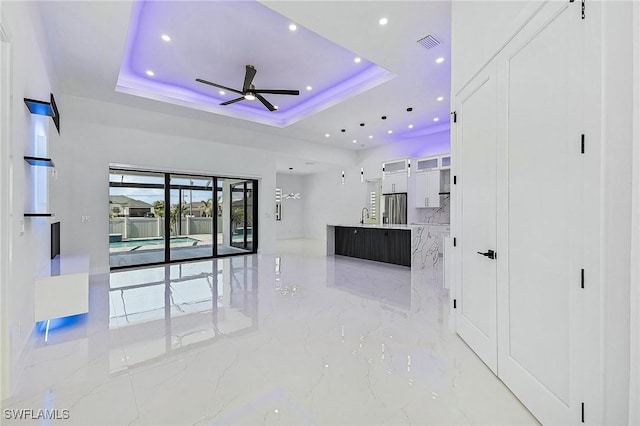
[202,199,213,217]
[169,202,186,235]
[153,200,165,217]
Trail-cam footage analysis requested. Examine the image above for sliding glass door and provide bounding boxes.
[109,168,258,269]
[230,181,254,251]
[168,175,215,262]
[217,179,256,255]
[109,170,166,268]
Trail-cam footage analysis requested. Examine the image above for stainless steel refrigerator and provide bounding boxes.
[382,193,407,224]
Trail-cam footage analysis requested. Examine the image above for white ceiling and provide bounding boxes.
[35,0,451,174]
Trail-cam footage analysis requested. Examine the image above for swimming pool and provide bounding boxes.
[109,237,199,249]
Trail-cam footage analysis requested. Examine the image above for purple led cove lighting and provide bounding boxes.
[116,1,394,128]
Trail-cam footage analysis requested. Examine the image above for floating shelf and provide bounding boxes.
[23,93,60,134]
[24,156,55,167]
[24,213,53,217]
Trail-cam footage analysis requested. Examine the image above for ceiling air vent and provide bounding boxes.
[417,35,440,50]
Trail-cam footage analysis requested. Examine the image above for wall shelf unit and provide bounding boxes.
[24,93,59,218]
[24,156,55,167]
[23,93,60,134]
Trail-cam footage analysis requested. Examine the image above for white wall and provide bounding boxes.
[303,130,450,241]
[628,1,640,423]
[0,1,60,397]
[275,173,305,239]
[55,96,291,273]
[601,2,634,424]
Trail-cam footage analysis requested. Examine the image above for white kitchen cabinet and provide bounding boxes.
[34,254,90,322]
[383,159,408,174]
[440,155,451,169]
[382,159,408,193]
[415,170,440,207]
[416,157,439,171]
[382,171,407,193]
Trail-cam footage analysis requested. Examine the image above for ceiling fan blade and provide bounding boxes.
[243,65,257,92]
[196,78,243,95]
[220,97,245,106]
[253,89,300,96]
[255,94,276,111]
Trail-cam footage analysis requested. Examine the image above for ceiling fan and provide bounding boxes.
[196,65,299,112]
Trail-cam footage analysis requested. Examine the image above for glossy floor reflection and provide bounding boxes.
[2,241,538,425]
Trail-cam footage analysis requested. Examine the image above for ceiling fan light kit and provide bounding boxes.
[197,64,299,112]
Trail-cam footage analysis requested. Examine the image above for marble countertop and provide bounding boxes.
[328,223,449,230]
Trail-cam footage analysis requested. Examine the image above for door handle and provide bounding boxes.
[477,249,497,259]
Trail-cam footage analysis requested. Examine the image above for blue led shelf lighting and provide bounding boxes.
[23,93,60,134]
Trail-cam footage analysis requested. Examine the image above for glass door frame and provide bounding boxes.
[166,173,217,262]
[109,167,259,271]
[230,181,247,249]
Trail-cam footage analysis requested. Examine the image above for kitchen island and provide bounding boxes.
[327,223,450,285]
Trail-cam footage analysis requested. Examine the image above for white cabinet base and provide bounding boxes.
[34,254,89,322]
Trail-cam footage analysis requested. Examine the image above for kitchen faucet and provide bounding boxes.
[360,207,369,224]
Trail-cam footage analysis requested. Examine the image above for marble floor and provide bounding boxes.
[2,240,538,425]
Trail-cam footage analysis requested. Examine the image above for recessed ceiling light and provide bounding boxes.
[354,57,362,63]
[219,90,225,95]
[406,107,413,112]
[306,85,313,91]
[408,124,414,129]
[146,70,155,76]
[341,129,346,133]
[379,17,388,26]
[381,116,387,120]
[325,133,330,138]
[360,123,365,127]
[289,24,297,31]
[161,34,171,42]
[436,57,445,64]
[368,135,373,139]
[387,130,393,134]
[433,117,440,122]
[352,139,357,143]
[437,96,444,102]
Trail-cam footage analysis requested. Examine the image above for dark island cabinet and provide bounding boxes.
[334,226,411,267]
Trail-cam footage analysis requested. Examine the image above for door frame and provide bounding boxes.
[452,62,498,374]
[0,19,12,400]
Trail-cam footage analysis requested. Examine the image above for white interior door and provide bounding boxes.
[495,2,584,424]
[455,64,498,373]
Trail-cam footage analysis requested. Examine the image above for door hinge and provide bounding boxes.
[581,134,585,154]
[581,402,585,423]
[453,237,457,247]
[453,175,457,185]
[571,0,585,19]
[453,299,457,309]
[451,111,457,123]
[581,268,585,288]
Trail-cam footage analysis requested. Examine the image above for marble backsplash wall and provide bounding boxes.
[418,195,450,224]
